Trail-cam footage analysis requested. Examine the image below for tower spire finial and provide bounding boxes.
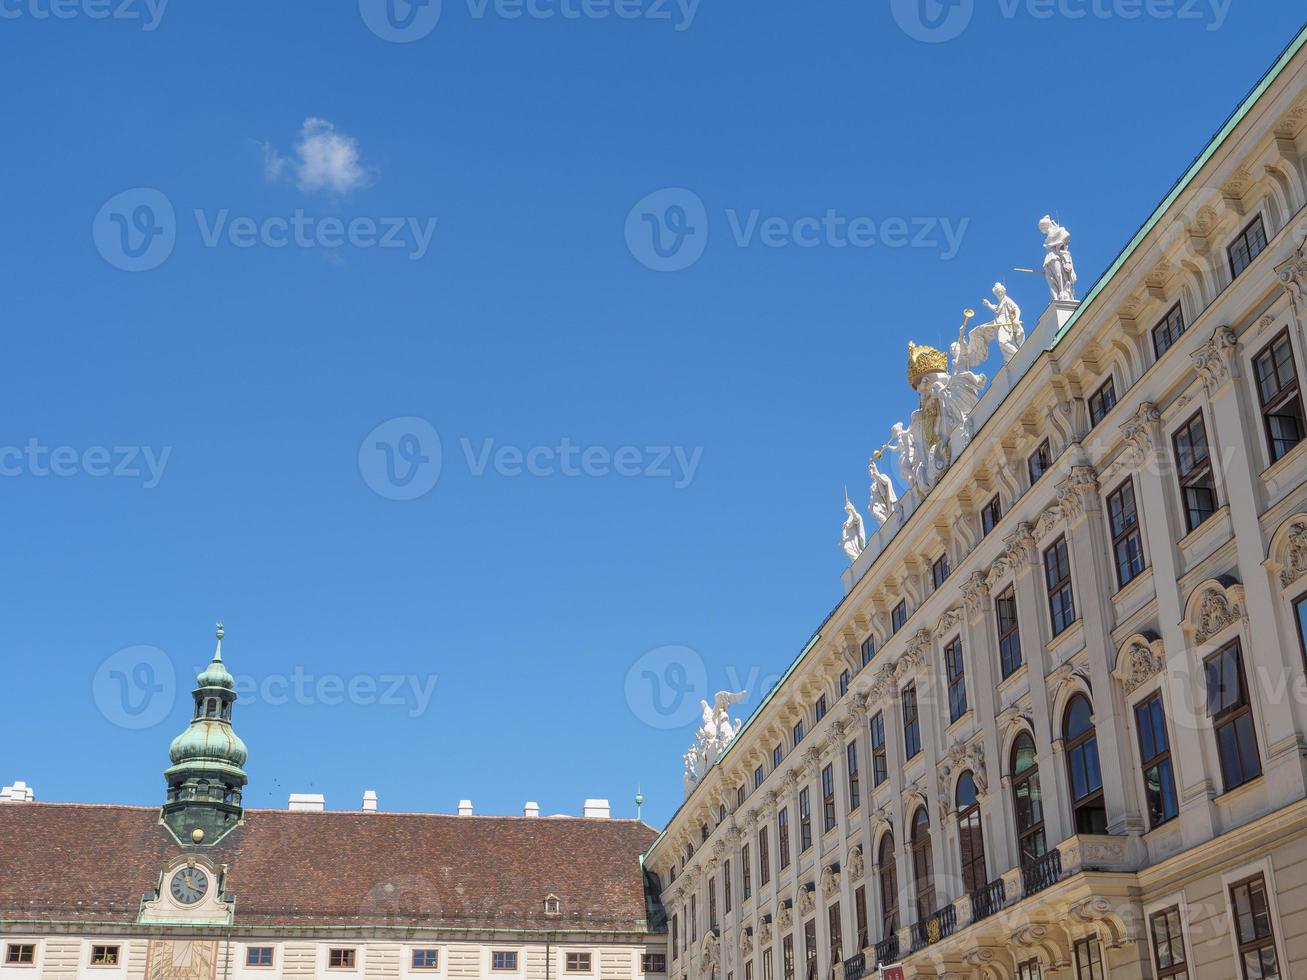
[214,621,224,661]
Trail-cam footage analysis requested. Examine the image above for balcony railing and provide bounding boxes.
[1021,849,1063,897]
[873,935,899,966]
[842,952,866,980]
[910,905,957,951]
[969,878,1006,922]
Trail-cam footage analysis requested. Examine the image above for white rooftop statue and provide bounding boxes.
[1039,215,1078,302]
[841,491,867,562]
[683,691,747,797]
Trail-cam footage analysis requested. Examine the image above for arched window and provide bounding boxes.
[910,808,935,921]
[1011,733,1046,866]
[877,834,898,939]
[956,771,987,895]
[1064,695,1107,834]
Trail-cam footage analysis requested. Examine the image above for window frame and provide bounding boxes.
[944,635,967,723]
[565,952,592,974]
[90,946,121,968]
[1205,640,1263,793]
[1152,302,1186,359]
[870,712,888,786]
[1072,937,1105,980]
[995,586,1022,678]
[328,948,358,971]
[1088,377,1117,428]
[1148,904,1191,980]
[1228,214,1268,279]
[910,808,935,922]
[642,953,667,975]
[877,834,898,940]
[5,944,36,966]
[758,825,771,886]
[846,739,860,812]
[1044,536,1076,636]
[1028,439,1052,486]
[742,843,752,900]
[1107,478,1146,588]
[245,946,276,969]
[799,787,813,852]
[1064,694,1107,836]
[932,553,951,591]
[1173,411,1218,533]
[1134,692,1179,830]
[901,684,921,760]
[1253,328,1306,464]
[821,763,837,834]
[1011,732,1047,866]
[778,807,791,869]
[890,600,908,635]
[981,494,1002,537]
[1228,873,1282,980]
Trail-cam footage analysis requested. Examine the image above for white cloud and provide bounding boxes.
[262,118,375,195]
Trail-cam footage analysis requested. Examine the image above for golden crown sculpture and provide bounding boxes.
[907,342,948,389]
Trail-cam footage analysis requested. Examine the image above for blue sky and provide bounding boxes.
[1,2,1303,829]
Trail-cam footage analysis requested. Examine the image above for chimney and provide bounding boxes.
[458,799,473,816]
[0,781,34,803]
[362,790,378,813]
[524,801,540,817]
[288,793,326,812]
[583,798,611,819]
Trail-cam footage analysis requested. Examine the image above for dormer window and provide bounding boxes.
[544,895,561,916]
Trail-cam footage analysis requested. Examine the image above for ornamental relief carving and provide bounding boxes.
[962,571,991,616]
[1120,401,1162,466]
[820,864,841,899]
[1272,518,1307,589]
[1185,580,1247,645]
[797,884,816,918]
[1276,233,1307,311]
[846,844,865,882]
[757,919,774,947]
[1113,635,1167,695]
[1192,326,1239,396]
[777,902,794,932]
[739,928,754,958]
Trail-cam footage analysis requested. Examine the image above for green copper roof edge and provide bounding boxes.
[1050,22,1307,349]
[0,920,657,937]
[643,630,822,862]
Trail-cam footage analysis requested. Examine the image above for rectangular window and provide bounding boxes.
[932,554,951,590]
[861,636,876,667]
[492,952,519,972]
[944,636,967,722]
[1017,960,1042,980]
[6,945,35,966]
[91,947,120,967]
[1028,439,1052,485]
[412,949,439,971]
[1229,214,1268,279]
[981,495,1002,536]
[1149,906,1190,979]
[839,669,850,696]
[846,740,860,812]
[773,743,784,769]
[1174,412,1218,532]
[690,895,697,942]
[566,953,591,973]
[996,587,1022,678]
[709,878,718,930]
[828,902,842,963]
[870,713,888,785]
[737,785,746,808]
[891,601,908,635]
[1153,303,1186,358]
[782,936,795,980]
[799,787,813,851]
[1205,641,1262,792]
[671,915,679,961]
[821,764,836,833]
[1044,536,1076,635]
[742,844,752,899]
[1230,875,1280,980]
[815,695,828,722]
[762,948,773,980]
[246,947,275,968]
[1135,693,1179,828]
[1295,595,1307,673]
[793,721,805,747]
[755,765,765,789]
[1088,378,1117,428]
[725,860,733,912]
[803,920,817,980]
[643,954,667,974]
[745,963,753,980]
[329,949,357,970]
[759,827,771,886]
[854,885,869,950]
[778,808,791,869]
[1108,479,1146,588]
[1254,330,1305,463]
[902,685,921,759]
[1073,938,1104,980]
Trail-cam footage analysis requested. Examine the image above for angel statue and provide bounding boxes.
[684,690,748,794]
[1039,215,1078,302]
[883,421,921,497]
[868,454,898,526]
[841,491,867,562]
[982,282,1024,361]
[905,340,986,494]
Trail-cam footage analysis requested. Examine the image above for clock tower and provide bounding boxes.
[161,623,249,845]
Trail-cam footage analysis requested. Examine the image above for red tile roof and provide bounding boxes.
[0,803,660,933]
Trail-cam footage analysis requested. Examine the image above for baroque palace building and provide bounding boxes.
[645,23,1307,980]
[0,628,666,979]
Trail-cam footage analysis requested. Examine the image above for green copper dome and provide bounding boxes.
[162,622,249,846]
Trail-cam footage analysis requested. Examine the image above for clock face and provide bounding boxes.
[169,867,209,906]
